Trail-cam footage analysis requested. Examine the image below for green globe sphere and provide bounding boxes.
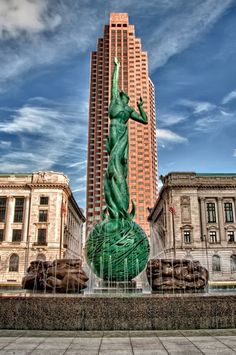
[85,218,150,282]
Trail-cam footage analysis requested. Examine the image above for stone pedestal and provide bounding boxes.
[92,280,141,293]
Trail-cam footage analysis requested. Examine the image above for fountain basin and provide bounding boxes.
[0,292,236,330]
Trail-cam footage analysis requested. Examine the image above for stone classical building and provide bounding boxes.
[0,171,85,287]
[148,172,236,282]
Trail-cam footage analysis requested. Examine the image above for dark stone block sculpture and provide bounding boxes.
[22,259,88,293]
[146,258,208,292]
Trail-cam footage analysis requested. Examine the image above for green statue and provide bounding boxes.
[104,57,148,220]
[85,58,150,282]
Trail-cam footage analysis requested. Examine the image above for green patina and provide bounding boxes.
[85,58,150,281]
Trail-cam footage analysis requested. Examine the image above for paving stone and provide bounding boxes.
[35,342,70,350]
[31,350,66,355]
[68,338,101,350]
[216,335,236,348]
[100,337,131,350]
[201,351,236,355]
[133,350,168,355]
[99,351,133,355]
[65,351,98,355]
[0,351,31,355]
[3,343,38,350]
[131,336,164,350]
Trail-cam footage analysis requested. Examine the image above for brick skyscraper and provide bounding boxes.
[86,13,157,235]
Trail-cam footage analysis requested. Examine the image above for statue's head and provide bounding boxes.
[120,91,129,104]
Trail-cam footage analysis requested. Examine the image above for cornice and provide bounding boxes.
[0,183,69,190]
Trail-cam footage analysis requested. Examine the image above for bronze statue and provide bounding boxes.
[104,57,148,219]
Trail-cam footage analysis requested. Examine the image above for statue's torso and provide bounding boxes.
[109,98,131,124]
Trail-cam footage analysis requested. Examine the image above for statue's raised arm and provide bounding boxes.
[111,57,120,101]
[129,97,148,125]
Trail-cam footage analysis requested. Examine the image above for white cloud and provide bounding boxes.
[0,163,29,171]
[0,99,88,173]
[156,129,188,144]
[0,0,61,39]
[180,99,216,114]
[158,113,187,127]
[0,1,102,87]
[68,161,87,169]
[72,186,86,193]
[233,149,236,157]
[0,106,66,134]
[0,140,11,148]
[222,90,236,105]
[76,175,87,183]
[148,0,233,70]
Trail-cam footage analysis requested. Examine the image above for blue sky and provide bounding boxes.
[0,0,236,210]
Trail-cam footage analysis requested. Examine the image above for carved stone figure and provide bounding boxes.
[146,259,208,291]
[22,259,88,293]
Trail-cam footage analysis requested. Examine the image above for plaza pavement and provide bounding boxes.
[0,329,236,354]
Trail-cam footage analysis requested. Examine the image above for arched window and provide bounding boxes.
[212,255,221,272]
[9,254,19,272]
[231,255,236,272]
[36,253,46,261]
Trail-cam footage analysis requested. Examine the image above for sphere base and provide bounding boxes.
[85,218,149,282]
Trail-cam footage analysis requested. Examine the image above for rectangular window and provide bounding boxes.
[183,230,191,244]
[14,198,24,223]
[40,196,49,205]
[37,229,47,245]
[228,231,235,243]
[0,229,4,242]
[38,210,48,222]
[0,197,6,222]
[12,229,22,242]
[209,230,218,244]
[207,203,216,223]
[224,203,234,223]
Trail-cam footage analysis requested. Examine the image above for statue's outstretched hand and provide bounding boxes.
[137,97,144,107]
[114,57,120,66]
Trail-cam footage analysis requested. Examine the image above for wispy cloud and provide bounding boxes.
[177,97,234,133]
[0,98,88,173]
[180,99,216,114]
[0,1,103,88]
[158,113,187,127]
[148,0,233,70]
[0,0,61,39]
[68,161,87,169]
[233,149,236,157]
[222,90,236,105]
[72,186,86,193]
[0,140,11,148]
[156,128,188,144]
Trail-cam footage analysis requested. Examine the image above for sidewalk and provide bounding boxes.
[0,329,236,354]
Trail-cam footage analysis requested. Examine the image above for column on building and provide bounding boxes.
[4,196,15,242]
[199,197,207,240]
[22,196,30,243]
[217,197,225,242]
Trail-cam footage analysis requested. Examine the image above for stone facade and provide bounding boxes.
[0,171,85,287]
[148,172,236,282]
